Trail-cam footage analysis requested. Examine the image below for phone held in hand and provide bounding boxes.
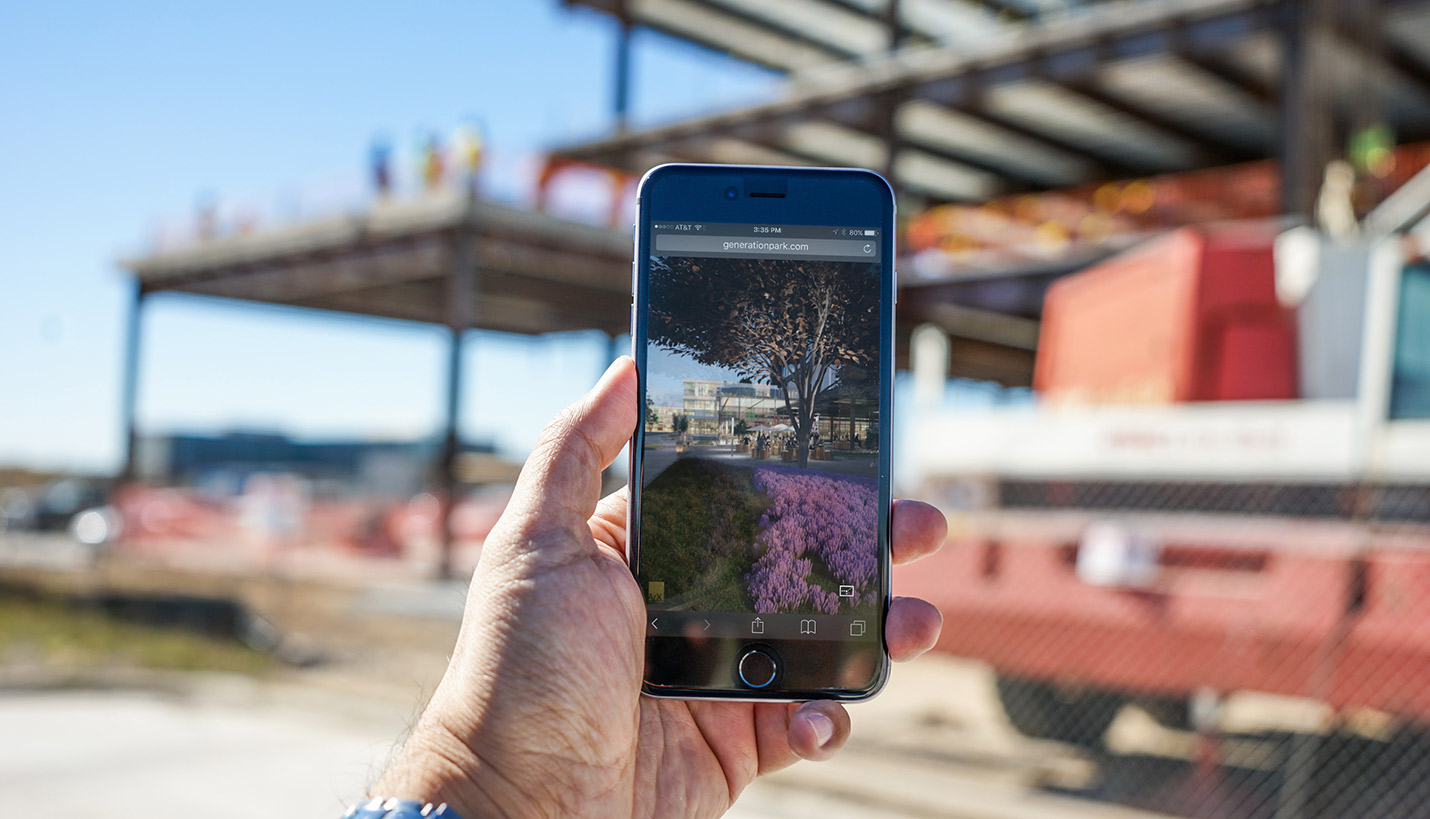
[627,164,895,701]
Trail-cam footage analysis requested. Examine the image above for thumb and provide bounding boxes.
[501,356,637,544]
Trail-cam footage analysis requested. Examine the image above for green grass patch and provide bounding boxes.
[0,590,273,676]
[638,459,770,612]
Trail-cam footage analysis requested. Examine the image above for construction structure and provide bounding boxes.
[120,190,631,577]
[554,0,1430,383]
[119,0,1430,578]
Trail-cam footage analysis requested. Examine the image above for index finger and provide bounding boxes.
[589,485,628,554]
[892,499,947,566]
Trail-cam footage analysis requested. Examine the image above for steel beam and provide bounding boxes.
[970,0,1036,22]
[1173,47,1278,111]
[928,80,1150,176]
[661,0,861,65]
[1047,74,1258,164]
[296,287,628,337]
[148,229,629,314]
[1385,39,1430,101]
[926,302,1042,350]
[557,0,1288,190]
[699,97,1051,190]
[822,0,925,45]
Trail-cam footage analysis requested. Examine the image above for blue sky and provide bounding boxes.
[0,0,777,472]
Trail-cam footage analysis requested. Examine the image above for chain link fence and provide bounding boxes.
[905,475,1430,819]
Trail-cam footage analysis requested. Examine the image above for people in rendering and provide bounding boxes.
[365,357,946,818]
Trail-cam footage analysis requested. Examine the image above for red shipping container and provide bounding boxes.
[1035,226,1299,403]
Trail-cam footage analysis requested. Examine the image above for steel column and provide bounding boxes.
[880,0,905,194]
[1279,0,1338,223]
[438,219,478,580]
[119,278,146,485]
[614,0,633,132]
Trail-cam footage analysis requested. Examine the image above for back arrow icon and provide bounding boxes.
[650,618,660,629]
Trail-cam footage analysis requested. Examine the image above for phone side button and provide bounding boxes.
[737,647,778,689]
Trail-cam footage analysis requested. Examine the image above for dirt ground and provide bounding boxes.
[1,653,1157,819]
[5,539,1425,818]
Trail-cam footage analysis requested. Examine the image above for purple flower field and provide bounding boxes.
[745,466,879,615]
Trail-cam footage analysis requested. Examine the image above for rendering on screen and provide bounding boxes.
[639,226,882,636]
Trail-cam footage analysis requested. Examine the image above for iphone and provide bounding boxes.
[628,164,895,700]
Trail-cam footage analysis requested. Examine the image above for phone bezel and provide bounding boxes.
[628,163,897,702]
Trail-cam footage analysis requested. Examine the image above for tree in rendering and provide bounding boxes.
[648,255,878,468]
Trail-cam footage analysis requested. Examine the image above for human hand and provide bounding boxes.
[373,357,946,818]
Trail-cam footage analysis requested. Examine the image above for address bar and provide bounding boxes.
[653,234,878,258]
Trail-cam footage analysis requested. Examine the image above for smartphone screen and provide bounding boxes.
[630,166,893,700]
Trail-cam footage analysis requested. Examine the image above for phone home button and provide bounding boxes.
[737,647,778,689]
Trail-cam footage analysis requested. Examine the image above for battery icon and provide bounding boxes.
[863,229,877,236]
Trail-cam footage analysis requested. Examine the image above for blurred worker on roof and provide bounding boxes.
[422,133,445,192]
[453,119,484,194]
[370,136,392,198]
[1317,159,1359,242]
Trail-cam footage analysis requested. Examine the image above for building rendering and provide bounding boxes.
[681,380,786,435]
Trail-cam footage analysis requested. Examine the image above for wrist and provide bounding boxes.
[374,724,522,819]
